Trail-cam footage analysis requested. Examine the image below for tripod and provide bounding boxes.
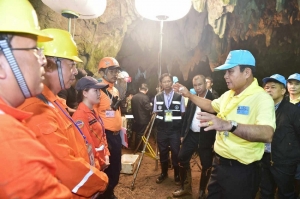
[130,113,159,190]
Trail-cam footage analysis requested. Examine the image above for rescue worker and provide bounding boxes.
[0,0,71,198]
[18,29,108,198]
[94,57,123,199]
[153,73,185,185]
[72,76,110,171]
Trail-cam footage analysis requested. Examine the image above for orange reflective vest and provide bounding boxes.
[94,79,122,132]
[73,102,110,167]
[0,97,71,199]
[18,86,108,199]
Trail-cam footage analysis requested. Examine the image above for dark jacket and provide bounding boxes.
[181,90,216,148]
[211,89,219,99]
[271,98,300,165]
[131,92,152,125]
[155,92,183,131]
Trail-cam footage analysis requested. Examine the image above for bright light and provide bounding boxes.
[135,0,191,21]
[42,0,107,19]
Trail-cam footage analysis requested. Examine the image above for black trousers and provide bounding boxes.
[103,130,122,193]
[260,153,297,199]
[207,154,261,199]
[178,129,214,170]
[157,128,180,166]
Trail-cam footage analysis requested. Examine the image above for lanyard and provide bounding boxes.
[165,90,174,109]
[91,110,106,138]
[54,101,89,145]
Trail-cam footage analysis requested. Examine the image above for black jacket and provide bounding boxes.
[271,98,300,165]
[131,92,152,125]
[181,90,216,148]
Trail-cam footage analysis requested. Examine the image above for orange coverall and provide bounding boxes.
[72,102,110,168]
[0,97,71,199]
[18,86,108,199]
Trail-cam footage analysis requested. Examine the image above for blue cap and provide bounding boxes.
[189,88,196,95]
[173,76,179,83]
[214,50,255,71]
[287,73,300,82]
[262,74,286,87]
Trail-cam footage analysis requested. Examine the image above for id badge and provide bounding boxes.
[105,110,115,118]
[87,143,95,166]
[164,110,173,122]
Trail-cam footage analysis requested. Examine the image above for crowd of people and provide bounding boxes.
[1,0,300,199]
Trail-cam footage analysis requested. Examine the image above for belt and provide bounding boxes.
[215,154,246,166]
[106,129,120,135]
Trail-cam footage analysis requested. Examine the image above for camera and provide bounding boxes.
[111,96,122,111]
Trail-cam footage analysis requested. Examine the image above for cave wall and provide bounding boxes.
[30,0,300,95]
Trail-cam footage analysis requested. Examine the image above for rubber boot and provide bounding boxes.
[156,162,168,183]
[199,168,212,199]
[172,167,192,197]
[174,166,180,185]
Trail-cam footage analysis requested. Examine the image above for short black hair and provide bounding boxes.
[239,65,256,75]
[205,76,213,83]
[139,83,148,91]
[159,73,172,83]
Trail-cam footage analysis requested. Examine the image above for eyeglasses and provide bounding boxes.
[11,47,44,56]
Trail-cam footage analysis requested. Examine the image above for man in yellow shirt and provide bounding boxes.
[174,50,276,199]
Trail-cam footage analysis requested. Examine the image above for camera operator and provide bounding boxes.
[94,57,123,199]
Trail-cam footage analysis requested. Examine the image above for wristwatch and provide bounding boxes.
[229,120,238,132]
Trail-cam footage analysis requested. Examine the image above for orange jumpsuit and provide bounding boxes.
[72,102,110,168]
[18,86,108,199]
[0,97,71,199]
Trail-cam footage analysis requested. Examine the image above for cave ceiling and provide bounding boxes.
[31,0,300,94]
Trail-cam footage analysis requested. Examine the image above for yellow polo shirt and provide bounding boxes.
[211,79,276,164]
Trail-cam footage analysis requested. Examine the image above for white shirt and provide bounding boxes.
[190,90,208,132]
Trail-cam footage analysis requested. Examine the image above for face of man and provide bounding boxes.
[193,77,206,96]
[223,66,250,94]
[161,76,173,92]
[206,79,212,90]
[104,67,119,83]
[11,34,45,97]
[60,59,78,89]
[287,80,300,96]
[264,81,285,104]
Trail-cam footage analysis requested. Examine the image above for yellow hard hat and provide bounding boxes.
[38,29,83,63]
[0,0,52,42]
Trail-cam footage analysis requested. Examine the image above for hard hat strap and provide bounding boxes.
[0,38,31,98]
[54,58,65,90]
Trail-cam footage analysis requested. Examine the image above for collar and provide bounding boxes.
[102,79,114,89]
[0,97,32,121]
[290,95,300,104]
[42,85,67,105]
[77,102,94,114]
[163,90,174,96]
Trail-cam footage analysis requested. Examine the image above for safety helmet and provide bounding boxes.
[118,71,132,83]
[98,57,120,70]
[0,0,52,42]
[38,29,82,62]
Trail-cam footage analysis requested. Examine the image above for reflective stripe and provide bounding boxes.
[172,116,182,120]
[169,109,180,112]
[156,116,163,120]
[172,101,181,104]
[72,168,94,193]
[156,110,163,112]
[156,102,163,105]
[156,116,181,120]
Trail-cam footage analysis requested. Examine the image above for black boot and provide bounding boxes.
[172,167,192,197]
[199,168,212,199]
[174,166,180,185]
[156,162,168,183]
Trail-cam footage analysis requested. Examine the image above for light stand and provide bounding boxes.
[131,0,192,190]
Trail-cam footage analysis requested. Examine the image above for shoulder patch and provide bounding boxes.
[75,120,84,128]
